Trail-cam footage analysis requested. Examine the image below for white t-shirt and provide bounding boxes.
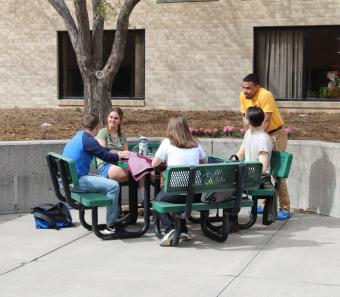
[243,128,272,172]
[155,138,206,166]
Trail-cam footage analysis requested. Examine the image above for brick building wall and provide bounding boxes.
[0,0,339,110]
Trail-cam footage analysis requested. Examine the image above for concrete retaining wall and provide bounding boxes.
[0,139,339,218]
[211,139,340,218]
[0,140,66,214]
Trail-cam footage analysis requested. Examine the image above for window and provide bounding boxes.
[58,30,145,100]
[254,26,340,101]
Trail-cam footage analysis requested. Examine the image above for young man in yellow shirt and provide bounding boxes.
[240,73,290,220]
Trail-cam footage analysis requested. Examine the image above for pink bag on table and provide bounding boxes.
[124,152,154,181]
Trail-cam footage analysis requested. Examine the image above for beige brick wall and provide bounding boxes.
[0,0,339,110]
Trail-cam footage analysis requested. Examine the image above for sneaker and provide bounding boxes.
[103,225,115,235]
[277,209,290,220]
[160,229,175,247]
[180,232,192,241]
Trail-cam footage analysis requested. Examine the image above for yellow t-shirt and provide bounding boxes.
[240,87,284,132]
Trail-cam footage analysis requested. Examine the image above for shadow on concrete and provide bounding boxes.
[0,212,29,224]
[2,212,339,253]
[165,213,340,251]
[309,151,336,216]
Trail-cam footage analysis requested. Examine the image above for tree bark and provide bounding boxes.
[99,0,140,83]
[92,0,104,70]
[49,0,141,124]
[82,70,111,124]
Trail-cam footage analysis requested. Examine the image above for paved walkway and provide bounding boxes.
[1,210,340,297]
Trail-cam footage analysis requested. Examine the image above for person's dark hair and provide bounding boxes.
[243,73,260,85]
[82,113,99,130]
[106,107,124,137]
[246,106,265,127]
[167,116,198,148]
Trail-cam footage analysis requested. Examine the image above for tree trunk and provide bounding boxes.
[82,71,111,125]
[49,0,141,122]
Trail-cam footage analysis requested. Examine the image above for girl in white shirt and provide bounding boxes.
[152,116,206,246]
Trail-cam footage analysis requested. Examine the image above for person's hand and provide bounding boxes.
[118,150,129,159]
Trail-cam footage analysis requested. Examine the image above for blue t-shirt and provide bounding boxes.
[63,131,119,177]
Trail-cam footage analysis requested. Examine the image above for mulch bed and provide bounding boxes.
[1,108,339,142]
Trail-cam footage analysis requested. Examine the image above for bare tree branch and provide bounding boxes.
[100,0,140,81]
[50,0,140,121]
[74,0,92,68]
[48,0,78,49]
[92,0,104,70]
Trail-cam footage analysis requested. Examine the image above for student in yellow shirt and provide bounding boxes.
[240,73,290,220]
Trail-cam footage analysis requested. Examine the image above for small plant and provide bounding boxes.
[74,107,82,112]
[223,125,234,135]
[284,127,292,135]
[189,127,220,138]
[223,125,239,138]
[189,125,244,138]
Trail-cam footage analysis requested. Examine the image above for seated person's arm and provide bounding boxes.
[199,158,207,164]
[236,144,245,160]
[97,137,107,148]
[96,128,109,150]
[258,151,270,173]
[198,143,207,164]
[152,139,167,168]
[83,134,128,163]
[152,156,161,168]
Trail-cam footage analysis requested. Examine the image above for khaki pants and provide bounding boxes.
[270,128,290,210]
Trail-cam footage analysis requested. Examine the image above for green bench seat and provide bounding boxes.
[245,151,293,227]
[152,200,253,213]
[250,188,274,197]
[46,152,152,240]
[152,161,263,245]
[70,192,112,207]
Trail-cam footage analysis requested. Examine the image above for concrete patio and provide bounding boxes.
[1,210,339,297]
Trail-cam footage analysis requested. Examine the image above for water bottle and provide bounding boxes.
[138,136,149,155]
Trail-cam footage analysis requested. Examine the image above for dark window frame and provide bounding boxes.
[254,25,340,102]
[57,29,145,100]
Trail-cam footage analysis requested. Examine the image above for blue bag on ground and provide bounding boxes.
[31,202,72,229]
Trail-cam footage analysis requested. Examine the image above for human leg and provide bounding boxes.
[107,165,129,183]
[98,162,129,183]
[271,129,290,211]
[154,191,188,246]
[154,191,186,233]
[78,174,120,226]
[156,192,201,244]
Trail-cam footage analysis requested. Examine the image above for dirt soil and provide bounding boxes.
[1,108,340,142]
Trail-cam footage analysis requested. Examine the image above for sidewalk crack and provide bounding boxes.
[216,220,288,297]
[0,232,91,277]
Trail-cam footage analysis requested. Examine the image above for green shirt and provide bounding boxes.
[96,128,127,168]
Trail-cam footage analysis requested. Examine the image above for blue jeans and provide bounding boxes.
[98,162,112,178]
[155,191,201,233]
[73,174,120,226]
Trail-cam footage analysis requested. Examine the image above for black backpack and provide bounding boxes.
[31,202,73,229]
[201,154,240,203]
